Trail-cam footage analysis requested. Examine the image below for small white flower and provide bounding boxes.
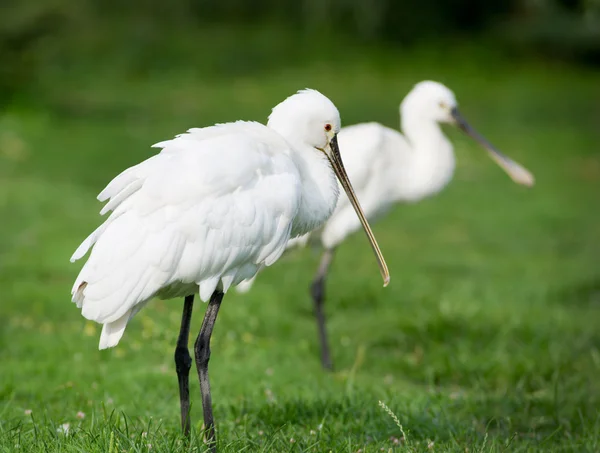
[76,411,85,419]
[24,409,32,416]
[57,423,70,435]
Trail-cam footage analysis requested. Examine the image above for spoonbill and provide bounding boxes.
[237,81,534,370]
[69,89,389,450]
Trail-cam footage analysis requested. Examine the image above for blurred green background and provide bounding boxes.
[1,0,600,451]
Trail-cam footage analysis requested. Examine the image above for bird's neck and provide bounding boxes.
[289,145,339,238]
[394,116,456,201]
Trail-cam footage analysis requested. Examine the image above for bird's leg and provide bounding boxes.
[310,248,335,371]
[194,290,224,452]
[174,294,194,437]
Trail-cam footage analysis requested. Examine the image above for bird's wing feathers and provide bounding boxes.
[71,122,301,327]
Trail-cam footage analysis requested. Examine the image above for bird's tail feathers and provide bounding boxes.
[235,276,256,293]
[99,310,132,349]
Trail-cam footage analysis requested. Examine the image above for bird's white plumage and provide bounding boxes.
[71,89,344,349]
[237,80,530,292]
[298,82,459,250]
[234,83,456,293]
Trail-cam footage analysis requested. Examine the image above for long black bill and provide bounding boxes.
[451,107,535,187]
[326,135,390,287]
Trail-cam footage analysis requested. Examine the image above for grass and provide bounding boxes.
[0,36,599,452]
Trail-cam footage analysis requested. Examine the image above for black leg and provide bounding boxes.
[310,248,335,371]
[194,290,224,452]
[174,294,194,437]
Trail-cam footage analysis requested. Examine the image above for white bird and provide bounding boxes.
[69,89,389,450]
[236,81,534,370]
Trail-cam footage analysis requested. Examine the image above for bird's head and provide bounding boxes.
[268,88,341,150]
[401,80,535,187]
[268,89,390,287]
[401,80,458,124]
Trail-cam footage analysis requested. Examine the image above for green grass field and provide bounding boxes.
[1,44,599,452]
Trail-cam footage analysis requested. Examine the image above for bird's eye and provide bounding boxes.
[439,101,447,109]
[324,124,332,132]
